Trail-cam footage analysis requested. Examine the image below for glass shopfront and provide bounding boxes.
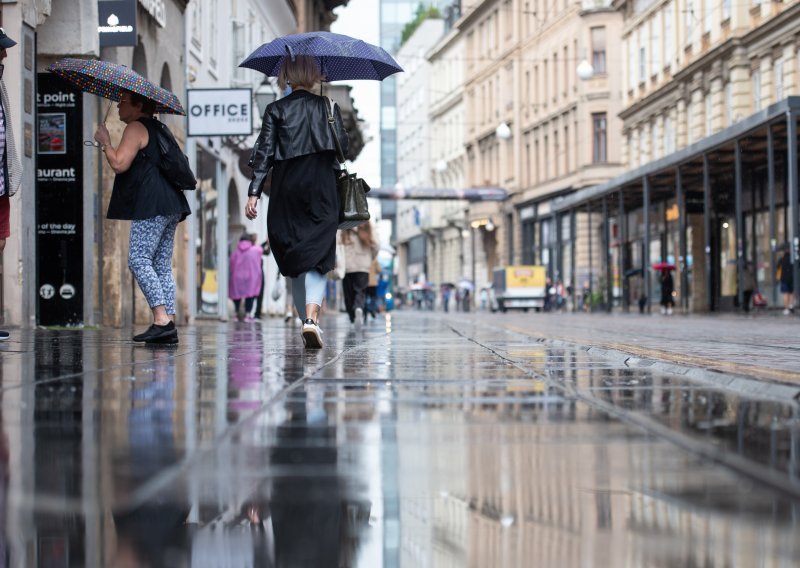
[196,146,219,315]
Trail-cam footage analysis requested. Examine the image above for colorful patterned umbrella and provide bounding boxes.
[48,58,185,115]
[239,31,403,82]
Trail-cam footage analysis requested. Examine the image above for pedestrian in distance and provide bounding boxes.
[659,268,675,315]
[252,235,270,319]
[94,89,191,344]
[366,258,381,318]
[441,285,451,313]
[741,261,756,313]
[229,233,263,322]
[340,223,378,329]
[777,249,794,315]
[245,55,349,349]
[0,30,22,342]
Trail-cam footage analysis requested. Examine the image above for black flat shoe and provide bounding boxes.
[134,322,176,342]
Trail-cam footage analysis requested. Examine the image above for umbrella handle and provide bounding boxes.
[102,100,113,125]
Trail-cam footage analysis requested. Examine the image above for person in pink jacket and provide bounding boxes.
[229,233,263,321]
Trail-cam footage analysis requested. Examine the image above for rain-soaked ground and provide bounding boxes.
[1,311,798,567]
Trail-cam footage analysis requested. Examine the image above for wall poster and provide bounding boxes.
[36,73,83,326]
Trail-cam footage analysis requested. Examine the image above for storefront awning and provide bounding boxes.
[552,96,800,213]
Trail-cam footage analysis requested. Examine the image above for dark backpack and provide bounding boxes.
[143,118,197,190]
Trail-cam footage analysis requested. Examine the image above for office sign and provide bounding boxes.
[98,0,137,47]
[36,74,83,326]
[187,89,252,136]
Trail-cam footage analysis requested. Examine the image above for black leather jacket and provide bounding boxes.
[248,89,349,197]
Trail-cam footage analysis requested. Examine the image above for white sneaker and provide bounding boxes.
[660,307,666,315]
[302,319,324,348]
[784,308,791,315]
[667,308,673,315]
[355,307,363,330]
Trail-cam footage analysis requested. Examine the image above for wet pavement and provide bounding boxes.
[0,311,798,567]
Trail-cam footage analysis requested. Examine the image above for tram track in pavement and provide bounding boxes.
[447,319,800,502]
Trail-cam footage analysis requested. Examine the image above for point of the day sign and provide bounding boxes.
[187,89,252,136]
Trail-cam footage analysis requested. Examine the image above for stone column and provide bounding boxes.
[728,46,750,122]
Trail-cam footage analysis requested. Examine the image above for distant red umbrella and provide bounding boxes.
[651,262,676,271]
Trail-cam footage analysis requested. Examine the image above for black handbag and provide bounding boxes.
[325,98,370,229]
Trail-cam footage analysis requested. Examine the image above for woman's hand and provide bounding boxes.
[245,196,259,220]
[94,125,111,147]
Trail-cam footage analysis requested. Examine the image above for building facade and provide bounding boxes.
[552,0,800,313]
[395,18,444,289]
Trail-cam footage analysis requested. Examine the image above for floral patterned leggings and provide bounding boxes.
[128,214,181,314]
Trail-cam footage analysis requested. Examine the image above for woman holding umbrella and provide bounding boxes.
[93,90,190,343]
[244,55,348,349]
[659,268,675,315]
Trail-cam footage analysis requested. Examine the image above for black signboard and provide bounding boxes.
[36,73,83,326]
[98,0,137,47]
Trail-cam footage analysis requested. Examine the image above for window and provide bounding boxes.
[639,44,646,83]
[554,131,559,176]
[723,0,731,20]
[191,1,203,51]
[592,113,607,163]
[703,0,712,34]
[591,27,606,74]
[638,30,646,83]
[725,83,733,125]
[652,121,660,159]
[685,0,694,45]
[775,57,784,101]
[664,5,673,67]
[552,52,558,100]
[651,15,661,76]
[232,20,246,83]
[752,68,761,111]
[687,102,695,144]
[209,0,218,70]
[664,114,674,154]
[638,129,645,165]
[628,38,636,89]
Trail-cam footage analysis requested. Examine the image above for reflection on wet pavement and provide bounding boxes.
[0,312,797,566]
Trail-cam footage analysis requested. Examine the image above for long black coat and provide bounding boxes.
[268,152,338,278]
[251,90,349,278]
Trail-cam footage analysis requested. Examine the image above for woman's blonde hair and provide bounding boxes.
[278,55,323,91]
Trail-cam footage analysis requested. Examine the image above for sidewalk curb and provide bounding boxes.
[540,338,800,402]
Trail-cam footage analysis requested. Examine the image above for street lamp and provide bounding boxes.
[495,122,511,140]
[576,59,594,81]
[485,218,495,232]
[435,159,447,173]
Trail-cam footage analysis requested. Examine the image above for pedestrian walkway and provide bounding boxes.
[480,310,800,385]
[0,312,796,566]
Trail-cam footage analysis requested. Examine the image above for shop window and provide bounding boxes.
[592,113,607,163]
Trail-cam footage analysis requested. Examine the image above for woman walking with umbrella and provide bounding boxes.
[93,90,190,343]
[244,55,348,349]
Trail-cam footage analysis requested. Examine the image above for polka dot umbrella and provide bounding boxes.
[239,31,403,82]
[48,58,186,115]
